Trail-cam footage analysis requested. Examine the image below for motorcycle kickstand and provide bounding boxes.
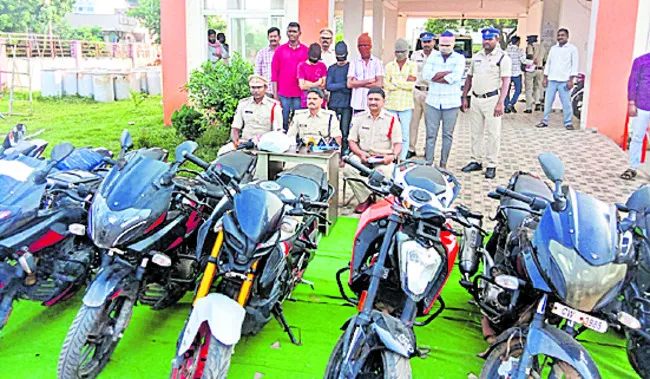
[272,303,302,346]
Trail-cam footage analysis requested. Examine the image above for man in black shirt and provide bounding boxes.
[326,41,353,158]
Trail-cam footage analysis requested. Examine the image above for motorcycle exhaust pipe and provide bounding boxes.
[459,218,483,278]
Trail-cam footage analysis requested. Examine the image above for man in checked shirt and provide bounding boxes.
[504,36,532,113]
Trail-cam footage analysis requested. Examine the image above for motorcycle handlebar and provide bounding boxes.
[342,155,374,178]
[174,182,222,200]
[495,187,548,211]
[183,152,210,170]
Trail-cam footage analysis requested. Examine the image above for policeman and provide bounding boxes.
[345,88,402,213]
[407,31,436,159]
[221,74,283,155]
[461,27,512,179]
[524,35,547,113]
[287,87,342,147]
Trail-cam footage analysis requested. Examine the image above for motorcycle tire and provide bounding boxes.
[626,334,650,379]
[480,336,582,379]
[0,294,13,331]
[324,333,412,379]
[57,297,134,379]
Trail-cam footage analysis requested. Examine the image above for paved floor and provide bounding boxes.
[339,108,644,225]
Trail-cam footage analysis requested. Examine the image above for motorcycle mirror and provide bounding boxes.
[120,129,133,150]
[616,203,630,213]
[538,153,565,183]
[175,141,199,163]
[51,142,75,163]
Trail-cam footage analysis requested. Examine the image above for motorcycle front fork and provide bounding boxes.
[514,294,548,378]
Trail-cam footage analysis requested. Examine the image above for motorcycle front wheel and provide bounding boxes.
[627,333,650,379]
[324,333,412,379]
[171,322,232,379]
[480,337,582,379]
[0,294,13,331]
[57,296,134,379]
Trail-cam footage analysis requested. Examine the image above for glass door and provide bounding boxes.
[229,15,271,62]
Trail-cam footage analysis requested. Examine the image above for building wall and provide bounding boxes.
[634,0,650,57]
[558,0,592,73]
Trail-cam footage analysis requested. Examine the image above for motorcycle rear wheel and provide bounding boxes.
[480,337,582,379]
[172,323,232,379]
[57,297,133,379]
[324,333,412,379]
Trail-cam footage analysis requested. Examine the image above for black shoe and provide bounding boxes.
[462,162,483,173]
[535,104,542,111]
[406,150,416,159]
[510,106,517,113]
[504,106,511,114]
[565,124,574,130]
[485,167,496,179]
[524,109,532,114]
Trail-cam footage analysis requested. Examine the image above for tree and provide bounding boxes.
[0,0,74,34]
[424,19,461,35]
[60,25,104,41]
[207,15,226,34]
[464,19,519,48]
[127,0,160,43]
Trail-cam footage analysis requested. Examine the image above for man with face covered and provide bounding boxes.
[271,22,309,131]
[347,33,384,113]
[287,87,342,148]
[298,44,328,108]
[327,41,353,155]
[461,27,512,179]
[345,88,402,213]
[407,31,436,159]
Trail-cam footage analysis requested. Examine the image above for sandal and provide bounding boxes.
[536,122,548,128]
[621,169,637,180]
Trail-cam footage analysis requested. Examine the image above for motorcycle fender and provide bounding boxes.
[492,326,601,379]
[83,263,135,307]
[370,311,416,358]
[177,293,246,355]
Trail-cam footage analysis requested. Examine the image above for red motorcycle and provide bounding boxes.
[326,158,480,378]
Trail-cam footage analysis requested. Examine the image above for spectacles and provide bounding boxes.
[395,50,406,53]
[321,37,332,40]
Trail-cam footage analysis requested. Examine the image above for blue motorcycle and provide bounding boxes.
[462,153,634,378]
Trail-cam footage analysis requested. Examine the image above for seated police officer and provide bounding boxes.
[344,88,402,213]
[287,87,342,149]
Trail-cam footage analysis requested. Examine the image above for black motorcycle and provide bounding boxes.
[169,150,333,379]
[461,153,636,378]
[0,143,105,330]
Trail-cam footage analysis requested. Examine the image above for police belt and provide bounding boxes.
[472,90,499,99]
[415,85,429,91]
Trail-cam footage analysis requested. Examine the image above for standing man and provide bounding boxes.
[255,27,281,98]
[327,41,353,155]
[504,36,531,113]
[421,31,465,169]
[271,22,309,131]
[287,87,342,146]
[347,33,384,114]
[320,28,336,67]
[621,51,650,180]
[384,38,417,161]
[344,88,402,213]
[524,35,546,113]
[217,33,230,63]
[461,27,512,179]
[408,31,436,159]
[207,29,223,63]
[536,28,579,130]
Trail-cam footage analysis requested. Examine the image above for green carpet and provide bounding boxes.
[0,218,637,378]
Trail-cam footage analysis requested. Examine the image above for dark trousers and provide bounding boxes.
[279,95,302,131]
[505,75,523,107]
[331,106,352,154]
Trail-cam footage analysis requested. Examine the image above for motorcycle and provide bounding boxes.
[170,151,333,379]
[325,158,475,378]
[571,73,585,120]
[462,153,635,378]
[0,142,105,330]
[0,124,48,159]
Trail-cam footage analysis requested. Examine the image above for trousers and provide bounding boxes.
[424,105,459,166]
[629,109,650,170]
[525,70,542,110]
[343,154,394,203]
[469,95,502,168]
[409,88,427,152]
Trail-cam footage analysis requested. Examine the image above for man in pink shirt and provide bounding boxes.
[347,33,384,113]
[297,43,328,108]
[271,22,309,130]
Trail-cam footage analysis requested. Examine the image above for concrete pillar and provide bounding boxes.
[634,0,650,57]
[397,15,407,41]
[160,0,188,125]
[372,0,384,58]
[0,39,6,88]
[185,0,203,75]
[343,0,365,59]
[383,6,397,62]
[527,0,544,37]
[558,0,592,73]
[540,0,561,51]
[517,13,528,38]
[299,0,330,43]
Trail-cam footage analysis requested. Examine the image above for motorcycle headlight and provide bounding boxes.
[398,232,443,300]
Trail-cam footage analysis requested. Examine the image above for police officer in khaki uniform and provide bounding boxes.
[345,88,402,213]
[407,31,435,158]
[461,27,512,179]
[287,87,342,146]
[228,75,283,148]
[524,35,547,113]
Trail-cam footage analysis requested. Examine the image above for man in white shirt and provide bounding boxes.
[319,28,336,67]
[536,28,579,130]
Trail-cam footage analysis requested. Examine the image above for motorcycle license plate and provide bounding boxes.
[551,303,608,333]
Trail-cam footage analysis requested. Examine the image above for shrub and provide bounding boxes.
[196,125,231,162]
[172,104,205,140]
[134,127,182,154]
[185,53,253,128]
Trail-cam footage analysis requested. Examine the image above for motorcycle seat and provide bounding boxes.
[48,169,102,185]
[276,163,327,200]
[503,174,553,230]
[213,151,256,183]
[138,148,168,161]
[403,166,448,195]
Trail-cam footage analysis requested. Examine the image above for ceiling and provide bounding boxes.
[335,0,533,18]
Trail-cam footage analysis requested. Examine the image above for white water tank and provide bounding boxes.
[41,69,62,97]
[92,72,115,102]
[78,71,93,98]
[146,68,162,95]
[62,70,79,96]
[131,68,148,93]
[113,73,131,101]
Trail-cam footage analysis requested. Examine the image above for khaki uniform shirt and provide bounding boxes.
[468,48,512,95]
[231,96,283,141]
[348,109,402,155]
[287,109,342,141]
[411,50,432,88]
[525,43,548,69]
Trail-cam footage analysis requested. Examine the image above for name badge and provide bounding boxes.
[245,110,254,114]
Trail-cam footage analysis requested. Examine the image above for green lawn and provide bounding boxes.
[0,96,639,378]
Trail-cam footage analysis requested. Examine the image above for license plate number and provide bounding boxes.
[551,303,608,333]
